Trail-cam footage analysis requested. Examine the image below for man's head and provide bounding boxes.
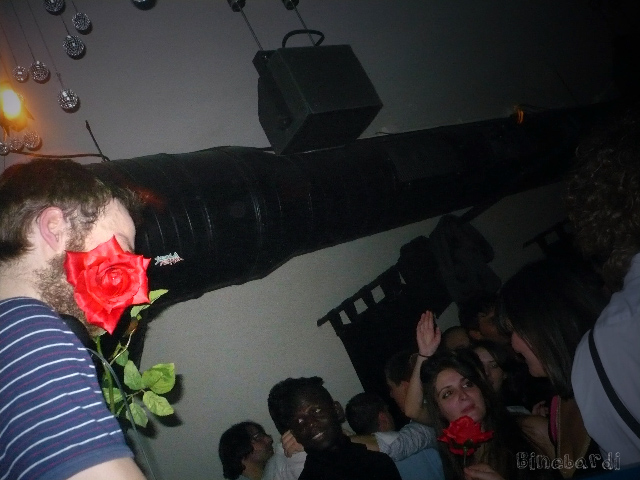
[565,105,640,292]
[458,293,509,345]
[440,325,471,351]
[0,159,139,263]
[345,392,395,435]
[383,349,417,414]
[267,376,342,452]
[0,159,140,331]
[218,421,274,480]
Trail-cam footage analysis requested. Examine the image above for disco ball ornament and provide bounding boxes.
[131,0,156,10]
[63,35,85,58]
[44,0,65,14]
[8,136,24,152]
[72,12,91,32]
[13,66,29,83]
[30,61,50,83]
[23,130,42,150]
[58,88,79,111]
[0,142,9,156]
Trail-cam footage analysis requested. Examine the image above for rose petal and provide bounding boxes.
[64,236,151,335]
[438,415,494,457]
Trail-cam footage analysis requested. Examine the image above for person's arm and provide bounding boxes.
[349,434,381,451]
[67,458,146,480]
[0,301,141,480]
[404,311,440,423]
[516,414,554,458]
[376,422,437,461]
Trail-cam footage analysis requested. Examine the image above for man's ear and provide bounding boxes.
[334,401,346,423]
[469,329,483,341]
[377,411,393,433]
[37,207,68,253]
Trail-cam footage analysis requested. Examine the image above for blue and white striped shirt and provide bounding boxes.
[0,298,133,480]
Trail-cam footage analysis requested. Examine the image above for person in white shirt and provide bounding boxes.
[345,391,444,480]
[566,104,640,467]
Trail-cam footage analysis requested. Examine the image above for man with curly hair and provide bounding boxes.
[565,104,640,467]
[0,159,147,480]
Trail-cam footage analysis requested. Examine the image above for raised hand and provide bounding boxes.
[282,430,304,457]
[417,310,441,357]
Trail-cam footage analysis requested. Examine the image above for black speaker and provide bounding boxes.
[253,45,383,155]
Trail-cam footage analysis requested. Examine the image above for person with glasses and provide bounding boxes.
[219,421,275,480]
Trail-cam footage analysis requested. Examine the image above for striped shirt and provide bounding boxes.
[0,298,133,480]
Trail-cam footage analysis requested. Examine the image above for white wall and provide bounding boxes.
[1,1,636,479]
[137,181,567,479]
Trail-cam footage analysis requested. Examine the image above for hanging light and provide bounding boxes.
[0,85,41,151]
[0,84,22,120]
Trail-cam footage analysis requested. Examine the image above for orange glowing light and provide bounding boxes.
[1,86,22,120]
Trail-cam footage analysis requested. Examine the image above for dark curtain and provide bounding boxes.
[318,215,501,424]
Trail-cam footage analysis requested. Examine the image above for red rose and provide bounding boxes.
[64,236,151,335]
[438,415,494,456]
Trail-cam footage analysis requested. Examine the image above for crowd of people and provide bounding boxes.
[1,107,639,480]
[217,106,640,480]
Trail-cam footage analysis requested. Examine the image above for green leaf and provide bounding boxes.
[127,401,149,427]
[124,360,144,390]
[101,386,123,405]
[143,391,174,416]
[148,289,168,303]
[142,363,175,394]
[129,289,169,318]
[130,303,150,319]
[114,349,129,366]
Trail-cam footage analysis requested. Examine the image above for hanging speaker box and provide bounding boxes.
[253,45,383,155]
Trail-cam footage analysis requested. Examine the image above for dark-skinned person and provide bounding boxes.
[267,386,353,480]
[268,376,401,480]
[497,258,608,478]
[219,421,275,480]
